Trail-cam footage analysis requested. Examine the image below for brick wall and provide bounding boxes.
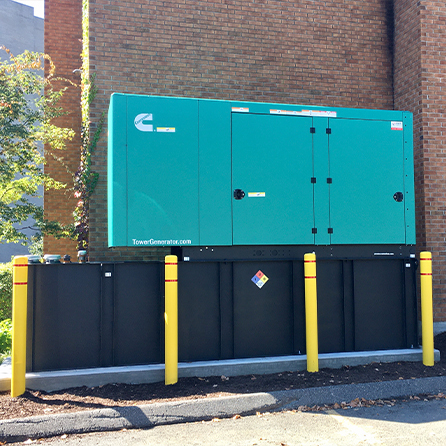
[420,2,446,321]
[85,0,395,261]
[394,0,446,321]
[43,0,82,261]
[394,0,424,247]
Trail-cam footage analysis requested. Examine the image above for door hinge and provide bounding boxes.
[312,228,317,234]
[328,228,333,234]
[310,127,316,134]
[326,128,331,134]
[311,177,316,184]
[327,177,332,184]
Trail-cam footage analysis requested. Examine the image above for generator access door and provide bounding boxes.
[231,113,314,245]
[328,118,407,244]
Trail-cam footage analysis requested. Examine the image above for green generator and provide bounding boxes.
[108,93,414,251]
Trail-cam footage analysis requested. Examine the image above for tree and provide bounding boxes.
[0,47,75,247]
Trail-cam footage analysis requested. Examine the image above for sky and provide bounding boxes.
[12,0,44,18]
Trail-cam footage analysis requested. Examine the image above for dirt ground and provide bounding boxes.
[1,333,446,421]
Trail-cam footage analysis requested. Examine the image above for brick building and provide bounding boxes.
[44,0,446,322]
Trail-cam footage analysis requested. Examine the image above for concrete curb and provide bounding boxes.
[1,375,446,443]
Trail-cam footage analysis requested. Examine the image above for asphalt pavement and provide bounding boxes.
[21,397,446,446]
[1,375,446,443]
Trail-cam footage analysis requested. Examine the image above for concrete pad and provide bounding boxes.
[434,321,446,336]
[0,348,438,392]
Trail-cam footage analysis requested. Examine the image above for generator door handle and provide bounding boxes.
[393,192,404,202]
[234,189,245,200]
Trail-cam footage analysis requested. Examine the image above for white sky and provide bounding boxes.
[12,0,44,18]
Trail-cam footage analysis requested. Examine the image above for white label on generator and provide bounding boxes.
[156,127,176,132]
[270,109,298,115]
[248,192,266,197]
[232,107,249,112]
[302,109,337,117]
[391,121,403,130]
[270,109,337,117]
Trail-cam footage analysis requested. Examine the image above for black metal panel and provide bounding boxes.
[404,259,419,348]
[292,261,306,355]
[354,260,405,351]
[317,260,345,353]
[233,262,293,358]
[342,260,355,351]
[219,262,234,359]
[26,254,418,372]
[32,264,102,372]
[178,262,221,361]
[113,263,162,366]
[26,267,34,373]
[100,264,115,367]
[181,244,416,262]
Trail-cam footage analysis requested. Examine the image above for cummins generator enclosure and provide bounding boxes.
[108,94,414,251]
[106,94,418,359]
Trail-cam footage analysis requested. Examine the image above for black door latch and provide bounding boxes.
[234,189,245,200]
[393,192,404,202]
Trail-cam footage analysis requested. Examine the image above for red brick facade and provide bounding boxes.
[395,0,446,321]
[44,1,446,319]
[44,0,82,260]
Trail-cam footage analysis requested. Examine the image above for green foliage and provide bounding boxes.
[0,47,76,246]
[0,262,12,321]
[73,110,104,251]
[0,319,12,358]
[28,234,43,256]
[74,0,104,252]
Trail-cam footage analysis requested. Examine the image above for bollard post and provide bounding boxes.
[304,252,319,372]
[165,255,178,385]
[11,256,29,397]
[420,251,434,366]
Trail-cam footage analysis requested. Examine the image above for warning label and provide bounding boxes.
[251,270,269,289]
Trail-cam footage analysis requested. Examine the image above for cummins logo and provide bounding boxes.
[134,113,153,132]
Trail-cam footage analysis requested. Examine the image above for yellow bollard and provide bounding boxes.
[11,256,29,397]
[304,252,319,372]
[420,251,434,366]
[165,255,178,385]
